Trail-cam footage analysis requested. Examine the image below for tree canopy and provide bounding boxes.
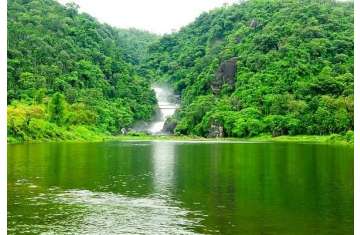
[7,0,157,142]
[7,0,354,141]
[147,0,354,137]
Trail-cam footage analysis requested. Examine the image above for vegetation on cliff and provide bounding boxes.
[148,0,354,138]
[7,0,354,142]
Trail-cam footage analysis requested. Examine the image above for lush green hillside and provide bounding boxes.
[116,28,159,65]
[115,28,160,79]
[148,0,354,137]
[7,0,354,142]
[7,0,157,142]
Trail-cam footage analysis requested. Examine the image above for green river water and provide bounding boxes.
[8,141,353,234]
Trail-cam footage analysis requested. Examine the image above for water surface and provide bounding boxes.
[8,141,353,234]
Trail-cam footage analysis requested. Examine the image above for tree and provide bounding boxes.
[49,93,66,125]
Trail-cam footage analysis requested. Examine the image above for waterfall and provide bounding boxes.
[147,84,178,134]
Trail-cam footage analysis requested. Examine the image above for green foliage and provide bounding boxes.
[344,130,354,143]
[7,101,106,142]
[148,0,354,138]
[7,0,354,141]
[174,95,215,135]
[49,93,66,125]
[7,0,157,142]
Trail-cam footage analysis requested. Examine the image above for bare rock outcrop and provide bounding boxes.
[162,117,177,134]
[207,122,224,138]
[210,58,237,95]
[250,19,259,28]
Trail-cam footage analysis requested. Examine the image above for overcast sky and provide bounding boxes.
[57,0,239,34]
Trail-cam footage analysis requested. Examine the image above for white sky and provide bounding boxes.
[57,0,239,34]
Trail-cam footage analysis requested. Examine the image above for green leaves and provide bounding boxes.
[7,0,354,141]
[49,92,66,125]
[7,0,157,141]
[149,0,353,138]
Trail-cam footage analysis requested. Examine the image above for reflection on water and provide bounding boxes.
[152,141,176,195]
[8,141,353,234]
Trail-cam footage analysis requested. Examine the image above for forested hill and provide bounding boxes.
[7,0,157,142]
[7,0,354,142]
[117,28,159,66]
[116,28,160,79]
[149,0,354,137]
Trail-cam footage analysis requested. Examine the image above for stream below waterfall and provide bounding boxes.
[147,84,179,134]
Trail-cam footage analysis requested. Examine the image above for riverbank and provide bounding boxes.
[8,131,354,145]
[246,133,354,145]
[7,126,108,144]
[105,133,353,145]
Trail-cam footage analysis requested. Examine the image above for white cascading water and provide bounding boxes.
[147,85,178,134]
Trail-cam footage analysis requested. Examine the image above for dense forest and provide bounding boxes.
[7,0,354,142]
[7,0,158,142]
[148,0,354,138]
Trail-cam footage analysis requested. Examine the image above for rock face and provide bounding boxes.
[207,122,224,138]
[211,58,237,95]
[162,117,177,134]
[250,19,259,28]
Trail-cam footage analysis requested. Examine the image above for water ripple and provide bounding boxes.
[46,189,203,235]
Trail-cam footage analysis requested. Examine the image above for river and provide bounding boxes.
[8,141,353,234]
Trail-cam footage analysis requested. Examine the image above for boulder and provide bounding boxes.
[236,36,242,43]
[162,117,177,134]
[207,122,224,138]
[211,57,237,95]
[250,19,259,28]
